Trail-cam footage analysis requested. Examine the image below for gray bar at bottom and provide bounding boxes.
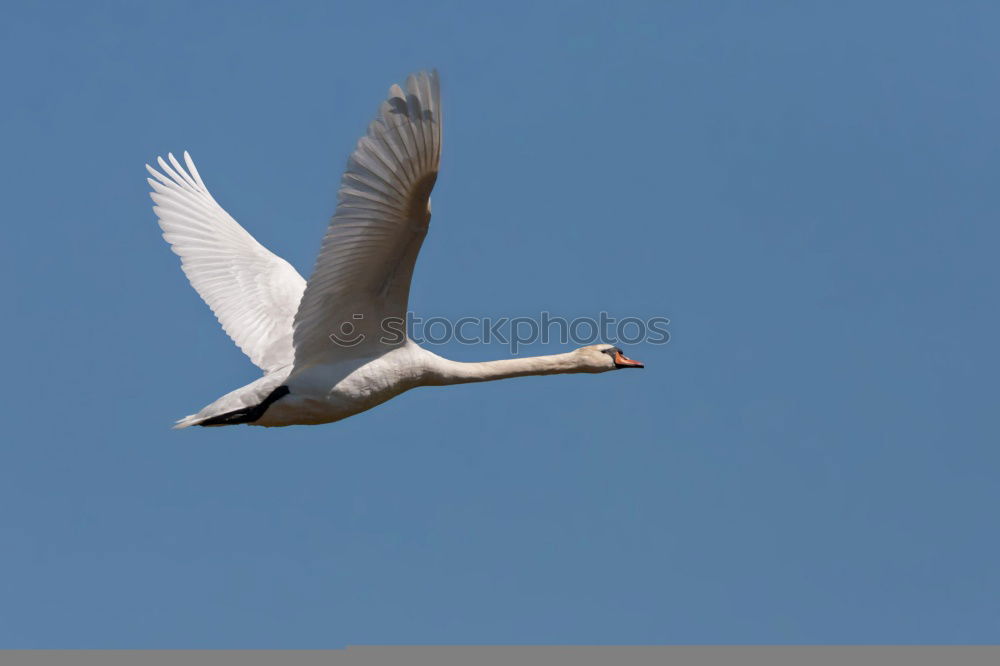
[1,646,998,666]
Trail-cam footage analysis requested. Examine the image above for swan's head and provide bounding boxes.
[573,344,645,372]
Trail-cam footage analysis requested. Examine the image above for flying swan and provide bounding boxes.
[148,70,643,428]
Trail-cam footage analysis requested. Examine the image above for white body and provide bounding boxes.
[258,344,430,427]
[150,71,639,428]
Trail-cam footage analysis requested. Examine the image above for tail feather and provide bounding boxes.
[171,374,289,430]
[171,383,290,429]
[173,414,203,429]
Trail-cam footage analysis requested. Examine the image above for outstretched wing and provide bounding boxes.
[147,152,306,374]
[291,70,441,366]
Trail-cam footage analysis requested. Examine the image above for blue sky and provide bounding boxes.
[3,0,999,647]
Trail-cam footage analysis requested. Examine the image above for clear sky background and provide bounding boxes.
[2,0,998,648]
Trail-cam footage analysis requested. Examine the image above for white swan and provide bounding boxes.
[148,70,643,428]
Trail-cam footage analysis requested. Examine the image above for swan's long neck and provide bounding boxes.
[423,351,586,386]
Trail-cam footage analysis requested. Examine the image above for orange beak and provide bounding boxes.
[614,351,645,368]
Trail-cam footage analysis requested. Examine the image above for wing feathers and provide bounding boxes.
[291,70,442,366]
[148,152,306,373]
[152,70,441,373]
